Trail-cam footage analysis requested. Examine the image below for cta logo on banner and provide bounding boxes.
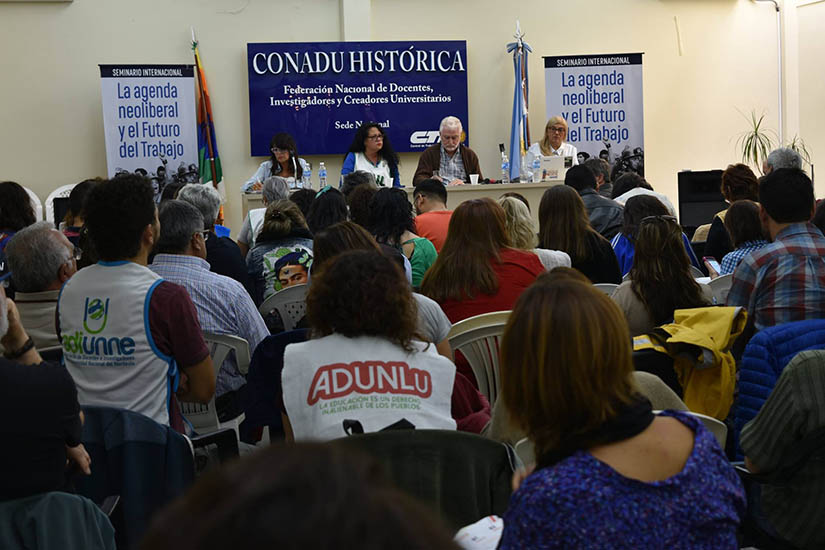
[99,65,199,200]
[247,41,469,155]
[544,53,644,171]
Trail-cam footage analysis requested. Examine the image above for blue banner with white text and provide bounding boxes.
[247,41,469,156]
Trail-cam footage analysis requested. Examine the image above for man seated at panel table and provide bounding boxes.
[57,175,215,432]
[413,116,482,186]
[150,200,269,422]
[4,221,78,350]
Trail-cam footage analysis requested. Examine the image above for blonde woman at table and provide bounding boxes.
[243,132,311,192]
[525,116,579,171]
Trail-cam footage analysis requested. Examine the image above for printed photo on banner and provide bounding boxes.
[544,53,644,179]
[99,65,199,201]
[246,41,469,155]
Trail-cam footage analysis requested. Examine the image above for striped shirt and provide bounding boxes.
[438,145,467,182]
[150,254,269,396]
[740,350,825,549]
[719,240,769,276]
[726,223,825,331]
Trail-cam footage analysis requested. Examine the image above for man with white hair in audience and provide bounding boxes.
[58,175,214,432]
[177,183,252,296]
[763,147,803,175]
[413,115,482,186]
[150,200,268,422]
[4,221,78,350]
[237,175,290,258]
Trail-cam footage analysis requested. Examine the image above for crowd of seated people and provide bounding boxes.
[4,143,825,549]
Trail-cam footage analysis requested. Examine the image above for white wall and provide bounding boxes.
[0,0,792,231]
[797,0,825,195]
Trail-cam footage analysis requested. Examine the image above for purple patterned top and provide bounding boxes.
[499,411,745,549]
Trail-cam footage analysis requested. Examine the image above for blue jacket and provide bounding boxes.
[735,319,825,457]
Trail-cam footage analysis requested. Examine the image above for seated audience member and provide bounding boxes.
[369,188,437,288]
[763,146,803,175]
[0,180,36,254]
[740,349,825,549]
[698,163,759,259]
[612,214,713,336]
[716,199,768,276]
[412,179,453,252]
[500,191,530,212]
[5,222,77,350]
[281,250,456,441]
[61,178,99,246]
[346,183,377,229]
[726,168,825,331]
[139,444,461,550]
[58,175,214,430]
[564,165,623,240]
[413,116,482,186]
[306,185,348,234]
[0,281,91,500]
[611,171,677,217]
[339,170,377,198]
[288,188,315,220]
[237,176,290,258]
[538,185,621,284]
[421,198,543,325]
[497,277,744,549]
[341,123,401,188]
[498,196,570,271]
[177,183,253,296]
[611,195,700,277]
[246,200,313,306]
[150,201,268,418]
[583,157,613,198]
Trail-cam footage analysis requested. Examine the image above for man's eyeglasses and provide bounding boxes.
[193,230,210,241]
[71,246,83,261]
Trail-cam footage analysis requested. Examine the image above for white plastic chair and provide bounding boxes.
[689,265,705,279]
[593,283,618,296]
[447,310,510,406]
[514,437,534,467]
[24,186,43,221]
[180,333,250,439]
[45,183,76,226]
[654,409,727,448]
[258,283,308,331]
[708,273,733,305]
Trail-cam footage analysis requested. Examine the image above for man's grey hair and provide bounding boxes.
[341,170,377,197]
[583,158,610,183]
[262,176,290,204]
[155,200,204,255]
[6,221,71,293]
[177,184,221,229]
[766,148,803,171]
[439,115,463,133]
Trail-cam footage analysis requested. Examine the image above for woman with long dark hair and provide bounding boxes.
[368,188,436,288]
[538,185,621,284]
[498,277,743,548]
[244,132,311,191]
[340,123,400,188]
[305,186,348,234]
[611,214,713,336]
[0,181,36,253]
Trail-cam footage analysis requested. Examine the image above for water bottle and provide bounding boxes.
[302,162,312,189]
[520,154,529,183]
[501,154,510,184]
[532,156,542,183]
[319,162,328,187]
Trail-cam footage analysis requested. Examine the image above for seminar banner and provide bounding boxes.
[247,41,469,155]
[99,64,199,200]
[544,53,644,172]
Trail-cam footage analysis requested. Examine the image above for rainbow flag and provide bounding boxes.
[192,30,224,198]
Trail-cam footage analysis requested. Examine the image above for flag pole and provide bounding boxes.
[191,27,218,190]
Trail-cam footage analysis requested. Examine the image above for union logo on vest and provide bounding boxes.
[62,296,136,358]
[83,297,110,334]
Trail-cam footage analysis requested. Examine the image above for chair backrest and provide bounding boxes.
[708,273,733,304]
[24,186,43,221]
[333,429,515,529]
[45,184,76,226]
[258,283,308,331]
[514,437,535,467]
[0,491,116,550]
[593,283,618,296]
[180,333,250,433]
[689,265,705,279]
[447,310,511,406]
[77,406,194,549]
